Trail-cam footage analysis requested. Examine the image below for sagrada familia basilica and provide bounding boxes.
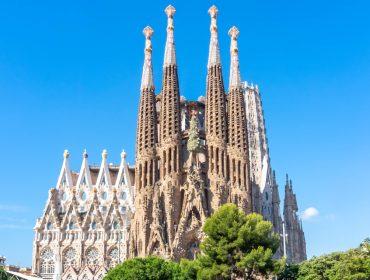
[32,5,306,279]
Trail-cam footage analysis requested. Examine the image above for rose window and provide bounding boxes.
[41,248,54,260]
[86,247,100,269]
[108,248,119,268]
[63,247,77,271]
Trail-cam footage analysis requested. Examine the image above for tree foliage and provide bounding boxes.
[279,238,370,280]
[196,203,283,279]
[104,256,181,280]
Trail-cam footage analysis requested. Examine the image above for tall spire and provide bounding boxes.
[141,26,154,91]
[157,5,182,248]
[227,25,251,213]
[159,4,181,145]
[164,5,176,67]
[136,26,158,158]
[207,5,220,67]
[228,26,241,90]
[130,25,159,258]
[205,5,228,212]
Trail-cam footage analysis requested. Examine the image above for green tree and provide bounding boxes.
[196,203,283,279]
[0,268,8,280]
[296,238,370,280]
[0,268,15,280]
[278,264,299,280]
[104,256,181,280]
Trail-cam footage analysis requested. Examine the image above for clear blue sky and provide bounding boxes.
[0,0,369,267]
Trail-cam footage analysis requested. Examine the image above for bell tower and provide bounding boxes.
[205,6,229,211]
[227,27,252,213]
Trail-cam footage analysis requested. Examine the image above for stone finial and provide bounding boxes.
[228,26,241,89]
[165,5,176,18]
[83,149,88,158]
[121,150,127,159]
[208,5,218,18]
[102,149,108,159]
[228,26,240,39]
[140,26,154,90]
[164,5,176,66]
[141,26,154,90]
[143,26,153,39]
[63,150,70,159]
[207,5,221,67]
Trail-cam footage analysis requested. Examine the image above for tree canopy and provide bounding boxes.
[196,203,282,279]
[104,256,181,280]
[279,238,370,280]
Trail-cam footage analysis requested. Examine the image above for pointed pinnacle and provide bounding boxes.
[228,26,240,39]
[208,5,218,17]
[63,150,70,159]
[143,26,154,39]
[165,5,176,17]
[121,150,127,159]
[102,149,108,159]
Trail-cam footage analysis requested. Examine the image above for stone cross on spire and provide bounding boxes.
[163,5,176,67]
[228,26,241,90]
[207,5,221,68]
[141,26,154,91]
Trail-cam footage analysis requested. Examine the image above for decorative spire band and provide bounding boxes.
[228,26,241,90]
[207,5,221,68]
[141,26,154,91]
[164,5,176,67]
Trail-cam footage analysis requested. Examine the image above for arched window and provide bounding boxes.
[40,261,47,274]
[108,247,119,268]
[63,247,77,271]
[91,221,97,230]
[101,191,107,200]
[120,191,127,200]
[85,247,100,270]
[68,221,75,230]
[81,192,87,201]
[40,247,55,276]
[188,242,200,260]
[112,220,120,230]
[46,222,53,230]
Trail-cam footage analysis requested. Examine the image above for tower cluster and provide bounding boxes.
[129,4,306,261]
[32,5,306,280]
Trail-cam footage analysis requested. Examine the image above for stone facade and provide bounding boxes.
[32,150,134,279]
[128,4,306,262]
[33,5,307,279]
